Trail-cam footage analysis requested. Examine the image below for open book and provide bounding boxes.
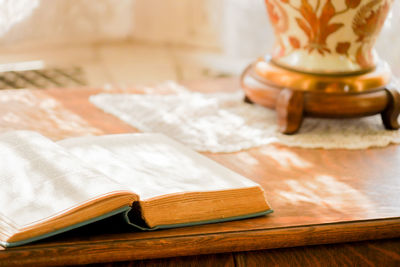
[0,131,272,248]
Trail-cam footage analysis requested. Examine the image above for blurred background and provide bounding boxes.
[0,0,399,88]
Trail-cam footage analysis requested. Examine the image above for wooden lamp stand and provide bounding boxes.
[241,59,400,134]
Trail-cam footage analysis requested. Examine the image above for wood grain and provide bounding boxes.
[83,253,234,267]
[241,62,400,133]
[0,78,399,266]
[240,65,280,109]
[276,88,304,134]
[0,218,398,266]
[382,88,400,129]
[304,90,388,118]
[235,238,400,267]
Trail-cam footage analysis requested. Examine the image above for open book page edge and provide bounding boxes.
[0,130,137,227]
[17,191,136,229]
[1,206,131,248]
[140,186,265,202]
[59,133,272,228]
[4,191,137,244]
[137,186,271,228]
[25,191,135,227]
[124,209,273,231]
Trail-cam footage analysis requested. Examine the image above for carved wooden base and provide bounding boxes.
[241,62,400,134]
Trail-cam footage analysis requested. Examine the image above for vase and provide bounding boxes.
[264,0,394,74]
[241,0,399,134]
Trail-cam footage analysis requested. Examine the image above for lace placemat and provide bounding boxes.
[90,87,400,152]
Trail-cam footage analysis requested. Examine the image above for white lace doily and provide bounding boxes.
[90,87,400,152]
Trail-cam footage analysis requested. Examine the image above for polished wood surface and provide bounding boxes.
[383,88,400,130]
[85,253,235,267]
[235,238,400,267]
[83,238,400,266]
[276,88,304,134]
[79,240,400,267]
[242,62,400,133]
[0,79,399,266]
[254,59,391,93]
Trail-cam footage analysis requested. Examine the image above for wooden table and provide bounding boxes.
[0,79,399,266]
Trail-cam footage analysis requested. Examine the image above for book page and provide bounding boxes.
[58,133,260,200]
[0,131,130,227]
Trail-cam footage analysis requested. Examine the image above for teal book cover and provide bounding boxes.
[2,207,273,248]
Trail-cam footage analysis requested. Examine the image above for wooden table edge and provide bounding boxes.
[1,217,399,266]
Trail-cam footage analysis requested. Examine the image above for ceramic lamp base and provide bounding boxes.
[241,60,400,134]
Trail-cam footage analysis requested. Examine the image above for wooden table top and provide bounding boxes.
[0,78,399,266]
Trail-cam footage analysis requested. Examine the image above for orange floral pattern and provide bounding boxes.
[264,0,393,71]
[353,0,391,67]
[296,0,345,55]
[265,0,289,33]
[265,0,289,57]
